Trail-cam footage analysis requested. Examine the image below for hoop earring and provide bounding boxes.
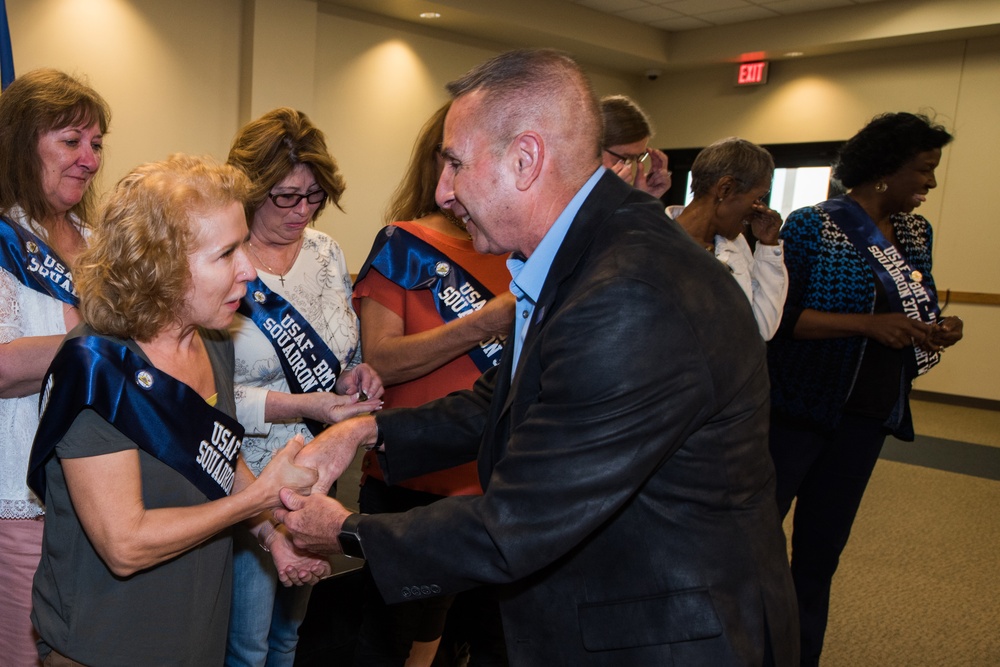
[875,181,888,193]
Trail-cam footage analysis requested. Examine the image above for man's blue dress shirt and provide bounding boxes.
[506,167,604,375]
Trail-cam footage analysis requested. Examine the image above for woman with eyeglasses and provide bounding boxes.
[600,95,672,197]
[225,107,384,667]
[673,137,788,340]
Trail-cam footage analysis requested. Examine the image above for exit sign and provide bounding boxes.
[736,61,769,86]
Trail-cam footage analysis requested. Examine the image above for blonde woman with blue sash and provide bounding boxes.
[767,113,963,666]
[0,69,109,667]
[27,155,320,666]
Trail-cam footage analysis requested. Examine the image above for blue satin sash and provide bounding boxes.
[238,278,343,436]
[820,195,941,377]
[27,335,244,504]
[0,216,79,305]
[356,225,505,372]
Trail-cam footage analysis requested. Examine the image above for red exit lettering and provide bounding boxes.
[736,61,768,86]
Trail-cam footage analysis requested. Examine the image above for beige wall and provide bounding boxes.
[7,0,244,192]
[310,8,634,265]
[5,0,632,265]
[635,36,1000,400]
[310,9,499,266]
[5,0,996,399]
[243,0,318,119]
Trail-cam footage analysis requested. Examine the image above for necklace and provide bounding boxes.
[440,209,470,238]
[248,239,302,287]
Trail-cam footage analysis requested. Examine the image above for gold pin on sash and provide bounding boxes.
[135,370,154,390]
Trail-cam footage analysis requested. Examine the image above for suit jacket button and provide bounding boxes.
[431,585,441,594]
[420,585,431,595]
[401,587,412,598]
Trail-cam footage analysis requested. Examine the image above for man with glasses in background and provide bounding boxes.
[600,94,673,198]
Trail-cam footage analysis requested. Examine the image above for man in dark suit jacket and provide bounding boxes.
[277,49,798,666]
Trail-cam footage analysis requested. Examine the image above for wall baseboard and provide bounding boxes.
[911,389,1000,412]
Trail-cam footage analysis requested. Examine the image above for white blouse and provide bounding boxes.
[0,207,82,518]
[230,228,361,476]
[714,234,788,341]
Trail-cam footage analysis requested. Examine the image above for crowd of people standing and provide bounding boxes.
[0,49,962,667]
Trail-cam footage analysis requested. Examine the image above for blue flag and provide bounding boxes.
[1,0,14,90]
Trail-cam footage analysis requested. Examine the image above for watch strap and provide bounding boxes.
[338,512,366,559]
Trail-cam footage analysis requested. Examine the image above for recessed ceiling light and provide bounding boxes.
[420,12,440,19]
[784,51,804,57]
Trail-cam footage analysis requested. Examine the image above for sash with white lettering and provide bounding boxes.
[27,335,244,504]
[820,195,941,377]
[0,216,78,305]
[238,278,342,436]
[356,225,505,372]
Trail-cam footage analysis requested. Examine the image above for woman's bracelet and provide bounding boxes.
[256,519,280,553]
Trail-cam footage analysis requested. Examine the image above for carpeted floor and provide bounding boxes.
[795,398,1000,666]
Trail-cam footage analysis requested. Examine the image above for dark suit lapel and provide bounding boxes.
[491,339,515,415]
[482,171,644,481]
[479,337,516,484]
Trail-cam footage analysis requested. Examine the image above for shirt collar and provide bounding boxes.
[507,166,604,304]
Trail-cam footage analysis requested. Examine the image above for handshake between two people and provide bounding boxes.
[255,415,381,585]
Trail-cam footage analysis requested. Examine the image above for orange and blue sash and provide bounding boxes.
[356,225,505,373]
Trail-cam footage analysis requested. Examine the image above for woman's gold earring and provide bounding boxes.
[875,181,887,193]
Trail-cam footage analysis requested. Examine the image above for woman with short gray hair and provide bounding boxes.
[674,137,787,339]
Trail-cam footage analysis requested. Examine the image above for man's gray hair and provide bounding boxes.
[446,49,602,165]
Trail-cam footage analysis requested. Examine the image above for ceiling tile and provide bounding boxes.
[648,15,714,31]
[700,5,780,24]
[763,0,853,14]
[660,0,749,15]
[574,0,650,12]
[617,5,684,22]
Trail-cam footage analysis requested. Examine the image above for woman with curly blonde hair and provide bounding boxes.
[27,155,321,666]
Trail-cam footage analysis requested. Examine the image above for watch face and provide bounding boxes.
[338,530,365,559]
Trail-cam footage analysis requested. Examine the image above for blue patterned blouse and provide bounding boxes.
[766,202,935,437]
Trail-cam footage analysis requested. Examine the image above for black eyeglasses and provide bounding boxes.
[268,190,327,209]
[604,148,650,167]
